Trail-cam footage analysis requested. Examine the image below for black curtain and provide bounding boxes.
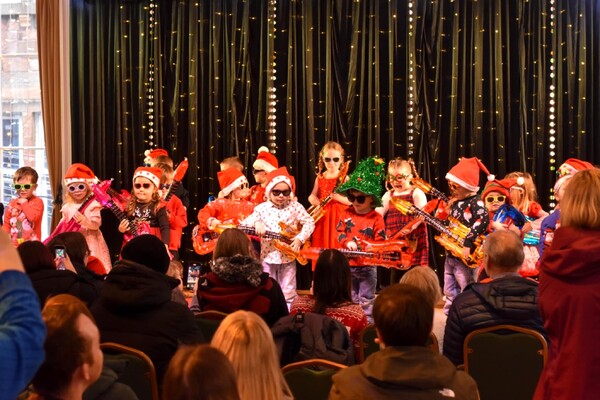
[70,0,600,262]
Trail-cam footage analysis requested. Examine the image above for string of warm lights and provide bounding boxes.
[548,0,557,208]
[147,0,157,147]
[406,1,415,157]
[267,0,277,152]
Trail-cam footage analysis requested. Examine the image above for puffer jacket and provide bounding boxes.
[443,274,546,365]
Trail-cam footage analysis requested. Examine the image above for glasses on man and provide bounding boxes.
[252,169,265,175]
[388,173,410,181]
[134,183,153,190]
[271,189,291,197]
[67,183,87,192]
[324,157,340,163]
[485,195,506,203]
[14,184,34,190]
[347,193,367,204]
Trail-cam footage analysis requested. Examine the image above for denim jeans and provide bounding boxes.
[443,255,475,314]
[350,266,377,322]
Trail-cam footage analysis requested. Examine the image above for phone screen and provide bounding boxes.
[54,246,66,270]
[186,264,201,290]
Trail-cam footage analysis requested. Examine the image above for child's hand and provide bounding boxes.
[521,221,533,234]
[73,211,87,226]
[461,246,471,260]
[254,221,266,236]
[209,218,221,230]
[346,241,358,251]
[118,219,130,233]
[491,221,506,231]
[290,238,302,253]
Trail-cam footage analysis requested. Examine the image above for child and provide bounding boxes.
[377,157,429,281]
[144,148,169,167]
[335,156,387,321]
[240,167,315,305]
[118,167,170,249]
[248,146,279,204]
[55,163,112,271]
[307,141,351,266]
[442,157,491,314]
[2,166,44,245]
[197,167,255,231]
[482,178,523,235]
[145,148,190,208]
[155,162,188,260]
[217,156,245,198]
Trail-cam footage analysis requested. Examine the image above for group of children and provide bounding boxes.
[2,143,593,321]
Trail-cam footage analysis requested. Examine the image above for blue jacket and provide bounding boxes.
[0,271,45,400]
[443,274,546,365]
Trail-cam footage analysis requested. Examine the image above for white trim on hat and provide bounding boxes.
[253,159,277,173]
[134,170,160,188]
[265,175,292,197]
[222,176,248,197]
[445,172,480,192]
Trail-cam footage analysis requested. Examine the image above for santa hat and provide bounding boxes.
[218,168,248,197]
[445,157,494,192]
[253,146,279,173]
[133,166,162,188]
[336,156,386,207]
[145,148,169,159]
[264,167,294,197]
[482,178,518,203]
[558,158,594,177]
[64,163,97,186]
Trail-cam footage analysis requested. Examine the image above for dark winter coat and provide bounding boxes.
[90,260,203,380]
[443,274,546,365]
[28,269,99,307]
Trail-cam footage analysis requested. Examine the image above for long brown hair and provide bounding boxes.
[561,169,600,229]
[312,249,353,314]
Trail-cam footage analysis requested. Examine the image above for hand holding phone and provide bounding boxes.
[54,245,67,270]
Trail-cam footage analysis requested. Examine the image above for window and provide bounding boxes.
[0,0,52,238]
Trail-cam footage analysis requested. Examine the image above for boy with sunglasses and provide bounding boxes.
[2,166,44,245]
[248,146,279,204]
[240,166,314,306]
[335,157,387,321]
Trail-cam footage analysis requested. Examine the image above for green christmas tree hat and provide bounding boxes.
[336,156,386,207]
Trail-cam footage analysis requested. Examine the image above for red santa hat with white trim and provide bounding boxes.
[253,146,279,173]
[133,166,162,188]
[445,157,494,192]
[218,168,248,197]
[558,158,594,177]
[265,167,294,197]
[64,163,98,186]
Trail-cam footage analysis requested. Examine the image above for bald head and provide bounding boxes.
[483,230,524,275]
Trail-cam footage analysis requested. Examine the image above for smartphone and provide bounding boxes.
[186,264,201,290]
[54,245,66,270]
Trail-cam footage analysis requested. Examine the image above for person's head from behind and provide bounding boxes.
[47,231,90,266]
[312,249,352,313]
[482,230,524,276]
[13,166,39,200]
[399,267,443,307]
[220,156,245,172]
[213,228,253,260]
[560,168,600,229]
[120,234,171,274]
[373,284,433,348]
[163,345,240,400]
[32,294,103,398]
[211,311,290,400]
[17,241,56,274]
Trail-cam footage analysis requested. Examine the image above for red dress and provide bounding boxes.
[310,177,347,264]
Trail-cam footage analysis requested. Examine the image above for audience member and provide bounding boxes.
[0,229,45,400]
[162,344,240,400]
[535,168,600,400]
[23,294,137,400]
[192,228,289,326]
[290,249,367,356]
[330,284,478,399]
[400,266,446,353]
[18,240,98,306]
[166,259,187,305]
[90,234,203,380]
[443,230,546,365]
[212,310,293,400]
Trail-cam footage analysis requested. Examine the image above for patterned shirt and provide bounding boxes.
[241,200,315,264]
[447,194,489,249]
[336,207,386,266]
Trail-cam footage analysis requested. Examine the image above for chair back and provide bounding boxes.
[464,324,548,400]
[194,310,229,342]
[358,325,438,362]
[282,358,347,400]
[100,342,159,400]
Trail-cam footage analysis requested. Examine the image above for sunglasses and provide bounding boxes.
[271,189,291,197]
[134,183,153,190]
[485,195,506,203]
[236,182,249,190]
[324,157,340,163]
[67,183,87,192]
[159,183,171,190]
[252,169,265,175]
[388,173,410,181]
[14,184,34,190]
[347,193,368,204]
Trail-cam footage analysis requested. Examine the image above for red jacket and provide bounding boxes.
[534,227,600,400]
[165,195,187,251]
